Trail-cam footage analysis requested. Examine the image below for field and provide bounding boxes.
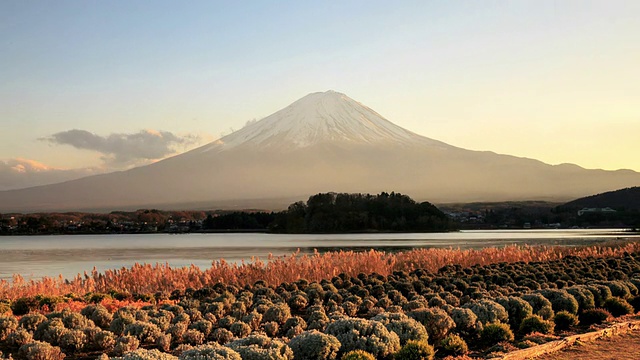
[1,241,640,359]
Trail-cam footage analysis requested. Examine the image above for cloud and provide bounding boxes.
[0,158,100,191]
[41,129,200,166]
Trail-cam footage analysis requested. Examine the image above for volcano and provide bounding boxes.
[1,90,639,212]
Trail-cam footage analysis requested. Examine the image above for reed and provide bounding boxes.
[2,241,639,300]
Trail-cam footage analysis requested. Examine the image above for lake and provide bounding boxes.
[0,229,637,281]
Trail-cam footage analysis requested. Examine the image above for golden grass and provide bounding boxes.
[2,241,640,301]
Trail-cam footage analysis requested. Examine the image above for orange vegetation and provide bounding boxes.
[2,242,640,301]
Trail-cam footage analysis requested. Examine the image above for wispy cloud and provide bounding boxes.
[0,158,100,191]
[41,129,201,167]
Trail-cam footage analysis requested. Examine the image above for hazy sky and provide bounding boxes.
[1,1,639,189]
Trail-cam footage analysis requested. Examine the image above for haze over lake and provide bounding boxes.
[1,229,637,282]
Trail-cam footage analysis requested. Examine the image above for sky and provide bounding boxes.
[1,1,639,190]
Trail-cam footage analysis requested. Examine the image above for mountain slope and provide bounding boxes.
[1,91,639,212]
[561,187,640,210]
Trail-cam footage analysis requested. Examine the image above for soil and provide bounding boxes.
[534,330,640,360]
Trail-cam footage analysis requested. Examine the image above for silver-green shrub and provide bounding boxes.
[537,289,579,314]
[228,334,294,360]
[521,293,555,320]
[263,303,292,325]
[178,343,242,360]
[462,300,508,325]
[407,307,455,342]
[18,313,47,332]
[114,335,140,355]
[324,317,400,359]
[18,341,65,360]
[230,321,252,338]
[211,328,233,345]
[371,312,428,346]
[6,328,33,348]
[0,315,17,341]
[59,328,88,352]
[495,296,533,330]
[450,307,478,335]
[288,330,340,360]
[124,321,163,344]
[182,329,205,346]
[111,348,178,360]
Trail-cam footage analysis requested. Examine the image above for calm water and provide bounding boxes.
[0,229,637,281]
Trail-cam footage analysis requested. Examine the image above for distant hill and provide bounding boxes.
[561,187,640,211]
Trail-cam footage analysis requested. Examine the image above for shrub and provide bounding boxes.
[18,341,65,360]
[18,313,47,332]
[554,311,579,331]
[190,320,213,337]
[325,317,400,359]
[566,286,595,312]
[33,318,66,345]
[0,314,18,341]
[340,350,375,360]
[480,323,514,347]
[462,299,508,325]
[603,297,635,317]
[439,334,468,356]
[228,334,294,360]
[450,307,478,335]
[371,312,428,346]
[114,335,140,355]
[394,340,435,360]
[182,329,205,346]
[521,294,554,320]
[288,330,341,360]
[518,315,554,336]
[93,330,116,352]
[6,328,34,348]
[59,328,88,352]
[211,328,233,345]
[229,321,251,338]
[537,289,579,315]
[407,307,455,342]
[263,303,292,325]
[579,308,612,326]
[586,284,613,308]
[179,343,242,360]
[496,297,533,330]
[111,348,178,359]
[124,321,163,344]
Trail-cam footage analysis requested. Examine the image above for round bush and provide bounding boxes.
[518,315,554,336]
[480,323,514,347]
[554,311,579,331]
[18,341,65,360]
[579,308,612,326]
[325,317,400,359]
[521,294,555,320]
[124,321,163,345]
[450,307,478,335]
[371,312,428,345]
[288,330,341,360]
[264,303,292,325]
[229,321,251,338]
[604,297,635,317]
[340,350,375,360]
[566,286,595,312]
[18,313,47,332]
[407,307,455,342]
[537,289,579,315]
[462,299,508,325]
[496,296,533,330]
[439,334,468,357]
[112,348,178,359]
[179,343,242,360]
[0,314,18,341]
[228,334,294,360]
[394,340,435,360]
[6,328,34,348]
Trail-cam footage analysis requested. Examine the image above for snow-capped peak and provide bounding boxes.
[201,90,440,151]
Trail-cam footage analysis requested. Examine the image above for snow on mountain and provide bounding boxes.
[199,90,444,151]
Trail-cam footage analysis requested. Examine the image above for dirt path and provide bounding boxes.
[534,330,640,360]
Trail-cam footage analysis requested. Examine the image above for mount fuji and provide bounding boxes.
[1,90,639,212]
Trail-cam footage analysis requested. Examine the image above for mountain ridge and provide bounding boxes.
[1,91,639,212]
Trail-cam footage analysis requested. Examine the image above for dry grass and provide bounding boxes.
[2,241,640,300]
